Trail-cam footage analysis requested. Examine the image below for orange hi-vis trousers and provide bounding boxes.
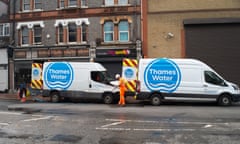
[118,78,125,105]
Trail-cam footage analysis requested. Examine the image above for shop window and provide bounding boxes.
[104,21,114,42]
[33,25,42,44]
[119,21,129,42]
[21,26,29,45]
[68,23,77,42]
[0,23,10,37]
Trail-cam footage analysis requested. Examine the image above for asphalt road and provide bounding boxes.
[0,100,240,144]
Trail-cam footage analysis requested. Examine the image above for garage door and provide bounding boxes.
[184,20,240,86]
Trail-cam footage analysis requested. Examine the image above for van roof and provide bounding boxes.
[44,62,106,71]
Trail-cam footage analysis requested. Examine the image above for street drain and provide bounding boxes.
[50,134,82,143]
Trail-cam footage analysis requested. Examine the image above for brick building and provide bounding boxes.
[0,0,10,92]
[8,0,141,90]
[144,0,240,86]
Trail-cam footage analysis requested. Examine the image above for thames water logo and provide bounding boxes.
[123,67,134,79]
[44,62,74,90]
[144,58,181,93]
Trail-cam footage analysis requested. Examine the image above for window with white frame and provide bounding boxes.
[23,0,30,11]
[118,0,128,5]
[59,0,65,8]
[0,23,10,36]
[82,23,87,42]
[58,24,64,43]
[33,25,42,44]
[104,21,114,42]
[81,0,87,7]
[55,19,89,44]
[69,0,77,7]
[68,23,77,42]
[105,0,114,6]
[34,0,42,9]
[119,21,129,42]
[21,26,29,45]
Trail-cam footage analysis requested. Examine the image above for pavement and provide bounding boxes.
[0,92,143,112]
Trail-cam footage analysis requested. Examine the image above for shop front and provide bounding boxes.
[95,47,137,77]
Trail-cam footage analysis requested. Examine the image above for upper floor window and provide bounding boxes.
[0,23,10,37]
[102,19,131,43]
[104,21,114,42]
[59,0,65,8]
[23,0,30,11]
[17,21,44,46]
[34,0,42,9]
[118,0,128,5]
[21,26,29,45]
[82,23,87,42]
[105,0,114,6]
[69,0,77,7]
[58,24,64,43]
[105,0,128,6]
[119,21,129,41]
[68,23,77,42]
[81,0,87,7]
[22,0,42,11]
[33,25,42,44]
[55,18,90,44]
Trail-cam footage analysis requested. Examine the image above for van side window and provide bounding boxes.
[91,71,103,82]
[204,71,224,86]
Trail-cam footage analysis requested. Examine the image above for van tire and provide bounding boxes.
[218,94,232,106]
[103,94,113,104]
[50,92,60,103]
[151,93,161,106]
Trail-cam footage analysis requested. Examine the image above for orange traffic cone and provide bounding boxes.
[21,92,26,102]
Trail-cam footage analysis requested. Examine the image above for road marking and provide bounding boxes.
[0,123,9,126]
[0,111,22,115]
[23,116,54,122]
[101,121,126,128]
[96,118,236,132]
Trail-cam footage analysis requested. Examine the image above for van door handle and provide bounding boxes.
[203,84,208,87]
[89,84,92,88]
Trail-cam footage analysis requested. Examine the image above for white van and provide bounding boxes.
[136,58,240,106]
[41,62,119,103]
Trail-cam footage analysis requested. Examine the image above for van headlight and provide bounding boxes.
[232,84,240,90]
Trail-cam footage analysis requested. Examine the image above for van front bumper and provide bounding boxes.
[232,94,240,102]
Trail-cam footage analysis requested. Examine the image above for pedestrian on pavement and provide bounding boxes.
[115,74,126,106]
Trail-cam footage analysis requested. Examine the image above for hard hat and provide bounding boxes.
[115,74,120,79]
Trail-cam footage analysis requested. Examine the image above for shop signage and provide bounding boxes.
[96,48,136,58]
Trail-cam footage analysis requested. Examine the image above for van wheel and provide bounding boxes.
[218,94,232,106]
[51,92,60,103]
[103,94,113,104]
[151,94,161,106]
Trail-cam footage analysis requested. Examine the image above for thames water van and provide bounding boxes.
[136,58,240,106]
[36,62,119,103]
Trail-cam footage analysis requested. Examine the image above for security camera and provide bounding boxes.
[167,32,174,38]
